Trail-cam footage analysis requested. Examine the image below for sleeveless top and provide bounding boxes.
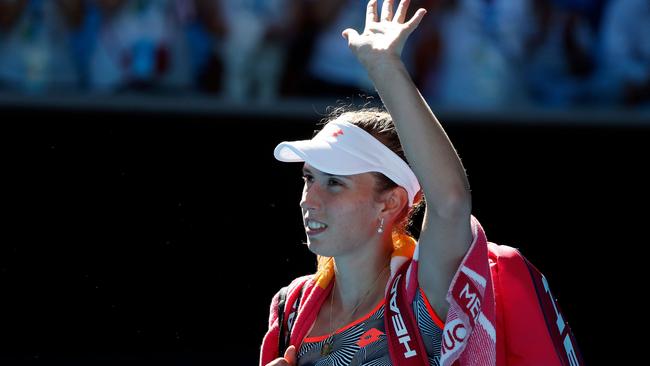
[297,288,444,366]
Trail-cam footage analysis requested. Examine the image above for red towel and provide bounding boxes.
[260,216,490,366]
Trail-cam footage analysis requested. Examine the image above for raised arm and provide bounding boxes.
[342,0,472,319]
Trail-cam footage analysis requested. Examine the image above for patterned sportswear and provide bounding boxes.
[297,288,444,366]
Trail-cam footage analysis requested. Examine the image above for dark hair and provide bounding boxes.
[320,105,425,236]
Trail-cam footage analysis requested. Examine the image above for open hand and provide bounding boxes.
[342,0,427,69]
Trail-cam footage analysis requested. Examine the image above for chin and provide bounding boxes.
[304,236,335,257]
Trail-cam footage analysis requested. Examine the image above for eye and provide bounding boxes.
[302,174,314,183]
[327,178,342,187]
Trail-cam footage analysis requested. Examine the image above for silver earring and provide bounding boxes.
[377,217,384,234]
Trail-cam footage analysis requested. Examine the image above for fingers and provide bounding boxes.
[265,358,290,366]
[394,0,411,23]
[404,8,427,32]
[265,345,297,366]
[342,28,360,44]
[366,0,378,25]
[284,345,297,365]
[381,0,395,21]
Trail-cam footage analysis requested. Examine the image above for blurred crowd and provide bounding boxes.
[0,0,648,109]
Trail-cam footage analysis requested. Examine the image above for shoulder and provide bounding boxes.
[286,274,314,292]
[488,243,531,283]
[267,275,314,327]
[488,243,522,261]
[488,243,541,307]
[271,274,314,303]
[487,243,529,271]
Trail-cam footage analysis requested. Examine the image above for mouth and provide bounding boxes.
[305,219,328,236]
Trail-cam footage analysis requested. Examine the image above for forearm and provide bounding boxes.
[367,57,471,212]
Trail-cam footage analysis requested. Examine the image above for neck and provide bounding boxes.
[331,235,393,312]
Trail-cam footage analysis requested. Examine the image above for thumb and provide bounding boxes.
[342,28,360,43]
[283,345,297,365]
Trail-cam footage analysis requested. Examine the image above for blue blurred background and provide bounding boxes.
[0,0,648,110]
[1,1,648,365]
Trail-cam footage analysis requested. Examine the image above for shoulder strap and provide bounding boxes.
[385,260,431,366]
[277,282,306,357]
[521,254,585,366]
[277,286,289,357]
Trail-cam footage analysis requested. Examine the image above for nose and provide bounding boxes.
[299,181,321,211]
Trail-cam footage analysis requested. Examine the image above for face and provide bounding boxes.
[300,164,383,257]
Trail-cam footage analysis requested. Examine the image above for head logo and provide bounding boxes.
[389,274,418,358]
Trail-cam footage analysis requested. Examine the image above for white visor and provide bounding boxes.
[274,118,421,206]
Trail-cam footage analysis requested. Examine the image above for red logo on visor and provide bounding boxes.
[331,129,344,138]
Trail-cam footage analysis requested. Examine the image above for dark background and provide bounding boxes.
[1,104,647,365]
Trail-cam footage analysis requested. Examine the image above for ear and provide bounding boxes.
[378,186,409,221]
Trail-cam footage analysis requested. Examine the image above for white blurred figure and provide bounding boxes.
[305,0,375,96]
[596,0,650,106]
[524,0,596,107]
[0,0,82,93]
[219,0,300,103]
[88,0,192,93]
[421,0,535,110]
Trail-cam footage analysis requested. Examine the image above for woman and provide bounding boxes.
[261,1,581,365]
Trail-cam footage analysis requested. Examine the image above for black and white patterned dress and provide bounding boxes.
[297,288,443,366]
